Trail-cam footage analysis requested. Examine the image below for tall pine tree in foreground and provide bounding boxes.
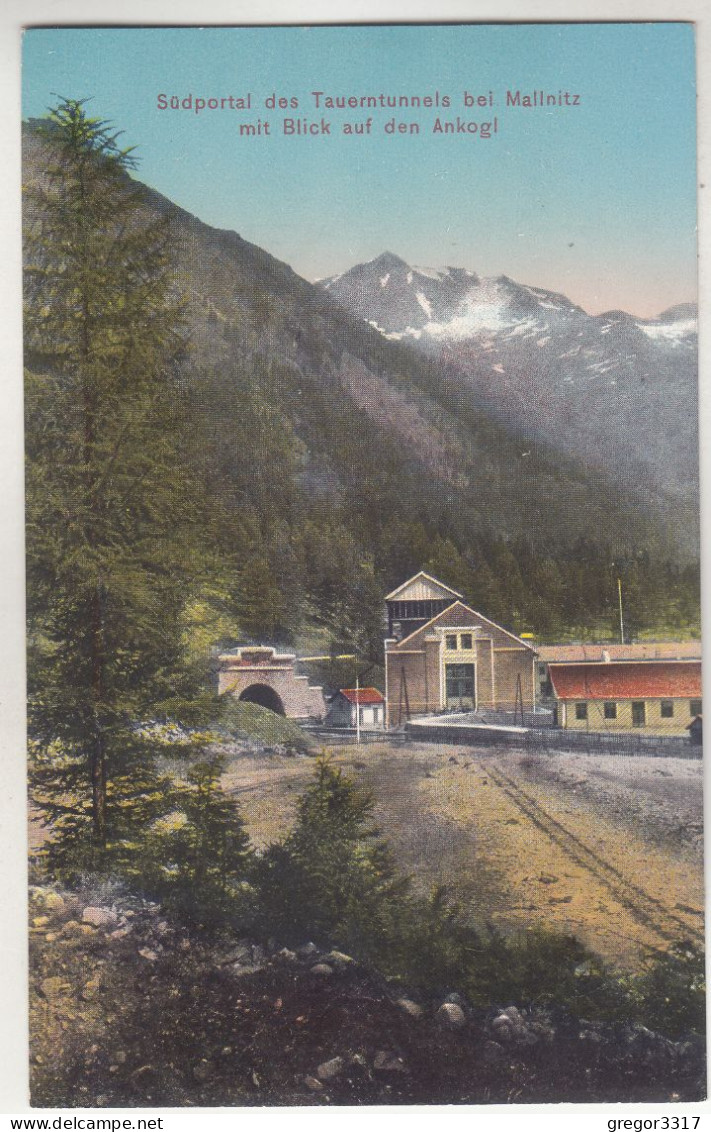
[25,99,202,867]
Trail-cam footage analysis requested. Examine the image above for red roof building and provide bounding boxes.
[324,687,386,730]
[548,661,702,735]
[339,687,386,705]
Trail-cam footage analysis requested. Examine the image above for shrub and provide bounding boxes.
[137,752,254,926]
[622,943,706,1038]
[253,757,406,943]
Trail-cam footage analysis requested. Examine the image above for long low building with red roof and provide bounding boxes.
[548,660,702,735]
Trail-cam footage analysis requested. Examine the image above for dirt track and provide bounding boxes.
[221,741,704,970]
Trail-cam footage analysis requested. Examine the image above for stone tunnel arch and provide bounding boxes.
[238,683,286,716]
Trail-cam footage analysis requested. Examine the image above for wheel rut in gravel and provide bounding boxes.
[482,763,704,952]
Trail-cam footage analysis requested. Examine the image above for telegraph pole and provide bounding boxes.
[298,652,359,739]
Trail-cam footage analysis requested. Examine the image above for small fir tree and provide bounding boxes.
[255,758,408,945]
[139,752,253,924]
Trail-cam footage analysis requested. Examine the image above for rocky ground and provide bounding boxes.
[220,742,704,968]
[513,749,704,856]
[29,738,706,1107]
[29,883,706,1107]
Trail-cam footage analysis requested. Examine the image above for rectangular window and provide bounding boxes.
[604,702,617,720]
[460,633,473,650]
[575,702,588,721]
[445,634,457,650]
[690,700,702,717]
[660,701,674,719]
[632,701,646,727]
[445,663,476,709]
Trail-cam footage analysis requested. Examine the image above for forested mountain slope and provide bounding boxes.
[23,122,700,655]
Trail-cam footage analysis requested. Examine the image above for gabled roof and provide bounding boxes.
[388,599,536,652]
[339,687,385,704]
[385,571,463,603]
[548,661,702,701]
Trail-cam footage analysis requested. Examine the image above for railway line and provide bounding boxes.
[482,762,704,951]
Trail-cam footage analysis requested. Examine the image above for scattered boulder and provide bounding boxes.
[82,907,119,929]
[374,1050,408,1073]
[323,950,354,969]
[310,963,334,977]
[316,1056,344,1080]
[275,948,297,962]
[304,1075,324,1091]
[492,1015,515,1042]
[61,920,84,936]
[395,997,424,1019]
[444,991,466,1007]
[40,976,70,1001]
[491,1006,537,1046]
[29,884,707,1106]
[220,942,251,965]
[436,1002,466,1028]
[81,977,101,1002]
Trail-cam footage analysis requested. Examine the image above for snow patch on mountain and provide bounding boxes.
[636,318,697,343]
[412,265,443,281]
[416,292,433,318]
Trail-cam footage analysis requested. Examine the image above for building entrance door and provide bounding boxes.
[445,663,476,711]
[632,701,646,727]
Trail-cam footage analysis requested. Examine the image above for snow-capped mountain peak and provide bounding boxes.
[318,252,698,515]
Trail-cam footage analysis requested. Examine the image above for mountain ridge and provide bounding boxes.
[319,252,699,526]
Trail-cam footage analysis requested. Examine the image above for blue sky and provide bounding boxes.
[22,23,697,316]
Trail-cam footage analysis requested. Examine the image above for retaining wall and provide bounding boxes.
[405,719,701,758]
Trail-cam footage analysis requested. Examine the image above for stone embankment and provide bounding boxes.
[30,885,705,1107]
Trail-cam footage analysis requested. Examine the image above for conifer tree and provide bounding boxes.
[25,99,201,860]
[254,759,408,944]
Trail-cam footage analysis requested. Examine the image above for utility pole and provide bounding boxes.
[617,578,624,644]
[298,652,359,739]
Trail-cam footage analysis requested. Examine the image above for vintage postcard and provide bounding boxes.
[20,21,703,1109]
